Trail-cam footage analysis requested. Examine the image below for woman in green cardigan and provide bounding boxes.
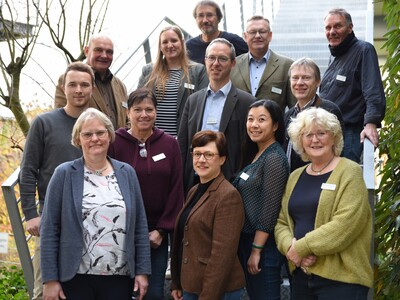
[275,107,373,299]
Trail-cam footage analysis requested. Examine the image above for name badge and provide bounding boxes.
[184,83,195,90]
[321,183,336,191]
[152,153,166,162]
[207,117,217,125]
[336,75,346,82]
[271,87,282,95]
[240,172,250,181]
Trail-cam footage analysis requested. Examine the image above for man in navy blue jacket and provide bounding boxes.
[319,8,385,163]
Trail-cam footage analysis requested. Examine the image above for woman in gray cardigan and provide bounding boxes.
[40,108,151,300]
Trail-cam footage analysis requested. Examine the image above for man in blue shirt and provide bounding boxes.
[178,38,255,193]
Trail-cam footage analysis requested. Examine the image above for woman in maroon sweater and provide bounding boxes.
[108,87,184,300]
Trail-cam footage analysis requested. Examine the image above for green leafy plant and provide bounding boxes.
[0,266,29,300]
[374,0,400,299]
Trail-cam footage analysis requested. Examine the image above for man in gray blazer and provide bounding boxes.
[231,15,296,112]
[178,38,256,193]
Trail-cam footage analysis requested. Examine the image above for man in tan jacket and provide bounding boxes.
[54,34,127,129]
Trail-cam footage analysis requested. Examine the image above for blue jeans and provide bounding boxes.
[183,288,244,300]
[238,233,283,300]
[143,235,169,300]
[342,125,363,163]
[291,268,369,300]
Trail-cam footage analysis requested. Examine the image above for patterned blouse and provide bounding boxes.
[78,168,129,276]
[233,142,289,234]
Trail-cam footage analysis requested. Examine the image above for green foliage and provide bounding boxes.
[374,0,400,299]
[0,266,29,300]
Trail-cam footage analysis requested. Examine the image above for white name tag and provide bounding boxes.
[271,87,282,94]
[336,75,346,82]
[207,117,217,125]
[184,83,195,90]
[152,153,166,162]
[321,183,336,191]
[240,172,250,181]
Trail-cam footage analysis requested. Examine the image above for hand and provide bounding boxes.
[149,230,163,249]
[43,280,66,300]
[247,249,261,275]
[171,289,183,300]
[300,254,317,268]
[134,274,148,300]
[26,217,41,236]
[286,238,302,267]
[360,123,379,147]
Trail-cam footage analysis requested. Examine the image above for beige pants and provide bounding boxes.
[32,236,43,300]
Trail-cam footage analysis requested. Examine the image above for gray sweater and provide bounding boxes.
[19,108,82,220]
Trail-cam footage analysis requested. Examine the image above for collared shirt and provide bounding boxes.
[201,81,232,131]
[249,49,270,96]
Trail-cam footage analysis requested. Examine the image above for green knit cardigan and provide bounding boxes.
[275,158,373,288]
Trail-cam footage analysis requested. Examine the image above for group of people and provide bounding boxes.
[18,1,384,300]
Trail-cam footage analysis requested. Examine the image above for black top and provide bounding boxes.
[288,169,332,239]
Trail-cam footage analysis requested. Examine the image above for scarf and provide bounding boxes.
[328,31,357,57]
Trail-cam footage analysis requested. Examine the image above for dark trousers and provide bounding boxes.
[61,273,133,300]
[342,125,364,163]
[291,268,369,300]
[238,233,283,300]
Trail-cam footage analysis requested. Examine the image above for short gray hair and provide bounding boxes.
[288,107,343,161]
[288,57,321,82]
[205,38,236,59]
[71,108,115,148]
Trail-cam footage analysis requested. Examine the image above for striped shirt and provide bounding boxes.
[155,69,182,136]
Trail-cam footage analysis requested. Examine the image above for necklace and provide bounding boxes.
[86,164,108,176]
[310,156,335,175]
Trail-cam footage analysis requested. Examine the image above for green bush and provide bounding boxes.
[374,0,400,299]
[0,266,29,300]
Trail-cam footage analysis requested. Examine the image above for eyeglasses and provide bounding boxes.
[205,55,231,64]
[246,30,270,37]
[192,151,219,160]
[80,130,108,140]
[302,131,328,141]
[139,142,147,158]
[196,13,216,19]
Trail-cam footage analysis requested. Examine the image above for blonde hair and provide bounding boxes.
[288,107,343,161]
[71,108,115,148]
[145,25,192,100]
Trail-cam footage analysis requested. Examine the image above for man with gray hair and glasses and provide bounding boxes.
[186,0,248,64]
[231,15,296,111]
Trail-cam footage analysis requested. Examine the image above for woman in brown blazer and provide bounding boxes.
[170,130,245,300]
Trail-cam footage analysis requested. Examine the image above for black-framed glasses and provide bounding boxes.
[80,130,108,140]
[139,142,147,158]
[191,151,219,160]
[205,55,231,64]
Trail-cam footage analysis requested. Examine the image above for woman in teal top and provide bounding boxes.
[233,99,289,300]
